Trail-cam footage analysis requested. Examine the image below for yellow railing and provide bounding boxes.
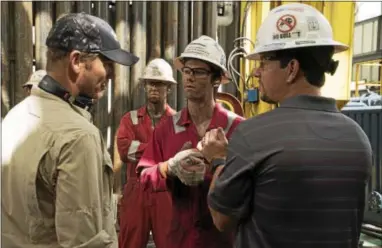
[353,59,382,96]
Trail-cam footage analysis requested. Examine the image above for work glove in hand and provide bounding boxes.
[177,156,207,186]
[168,142,207,186]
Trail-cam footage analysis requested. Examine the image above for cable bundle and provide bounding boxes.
[227,37,255,96]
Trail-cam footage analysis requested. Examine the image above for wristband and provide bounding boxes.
[211,158,226,174]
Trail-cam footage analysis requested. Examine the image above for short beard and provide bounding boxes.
[148,98,160,104]
[260,94,278,104]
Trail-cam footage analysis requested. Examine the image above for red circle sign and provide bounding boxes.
[276,14,297,33]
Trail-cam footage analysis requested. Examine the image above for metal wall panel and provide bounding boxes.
[353,15,382,59]
[34,2,53,70]
[353,25,363,56]
[362,22,374,54]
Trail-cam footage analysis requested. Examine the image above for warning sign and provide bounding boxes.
[276,14,297,33]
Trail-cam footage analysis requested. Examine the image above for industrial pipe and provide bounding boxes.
[192,1,203,40]
[14,1,33,105]
[148,2,161,60]
[1,1,11,116]
[56,2,73,19]
[177,1,190,109]
[164,1,178,109]
[204,2,217,39]
[35,1,53,70]
[76,1,92,14]
[131,1,147,110]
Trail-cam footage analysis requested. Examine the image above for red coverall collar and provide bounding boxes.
[177,103,228,129]
[137,104,174,117]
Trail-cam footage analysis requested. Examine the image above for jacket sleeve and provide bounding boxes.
[55,133,116,248]
[226,116,245,138]
[117,113,148,163]
[136,127,168,192]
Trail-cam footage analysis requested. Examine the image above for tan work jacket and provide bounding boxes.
[1,86,117,248]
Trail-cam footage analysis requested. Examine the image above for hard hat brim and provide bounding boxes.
[246,40,349,60]
[139,76,177,84]
[174,55,230,84]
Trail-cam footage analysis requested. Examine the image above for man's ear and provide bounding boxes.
[211,77,221,88]
[286,59,300,84]
[68,50,82,75]
[213,74,223,87]
[213,82,221,90]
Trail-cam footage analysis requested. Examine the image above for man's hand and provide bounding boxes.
[157,141,191,178]
[198,127,228,163]
[163,141,207,186]
[176,155,206,186]
[168,147,204,181]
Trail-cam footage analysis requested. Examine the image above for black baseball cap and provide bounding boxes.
[46,12,139,66]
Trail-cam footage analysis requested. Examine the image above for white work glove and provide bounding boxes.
[168,142,207,186]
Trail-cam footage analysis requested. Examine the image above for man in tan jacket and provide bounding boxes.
[1,13,138,248]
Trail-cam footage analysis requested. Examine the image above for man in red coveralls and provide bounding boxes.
[117,58,177,248]
[136,35,245,248]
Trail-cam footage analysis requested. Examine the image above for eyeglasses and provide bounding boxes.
[257,55,280,70]
[145,81,168,88]
[181,66,211,79]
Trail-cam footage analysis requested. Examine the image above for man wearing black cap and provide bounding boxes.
[1,13,138,248]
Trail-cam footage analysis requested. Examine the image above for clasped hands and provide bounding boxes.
[167,127,228,186]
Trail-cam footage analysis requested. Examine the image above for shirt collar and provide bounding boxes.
[137,104,175,117]
[279,95,339,112]
[38,75,94,111]
[31,86,93,121]
[177,103,229,128]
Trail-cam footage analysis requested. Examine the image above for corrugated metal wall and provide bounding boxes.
[1,1,241,165]
[342,108,382,225]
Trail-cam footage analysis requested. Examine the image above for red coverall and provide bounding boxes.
[137,104,245,248]
[117,104,176,248]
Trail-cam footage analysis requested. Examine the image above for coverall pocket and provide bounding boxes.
[121,180,141,206]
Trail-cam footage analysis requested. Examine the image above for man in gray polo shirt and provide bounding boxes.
[200,3,372,248]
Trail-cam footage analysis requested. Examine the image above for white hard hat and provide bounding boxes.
[174,35,230,84]
[246,3,349,60]
[23,69,47,88]
[140,58,177,84]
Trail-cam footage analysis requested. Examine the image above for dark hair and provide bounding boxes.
[46,48,98,70]
[272,46,338,87]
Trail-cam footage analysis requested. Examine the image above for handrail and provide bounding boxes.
[354,59,382,97]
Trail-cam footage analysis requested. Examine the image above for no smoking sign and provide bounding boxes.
[276,14,297,33]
